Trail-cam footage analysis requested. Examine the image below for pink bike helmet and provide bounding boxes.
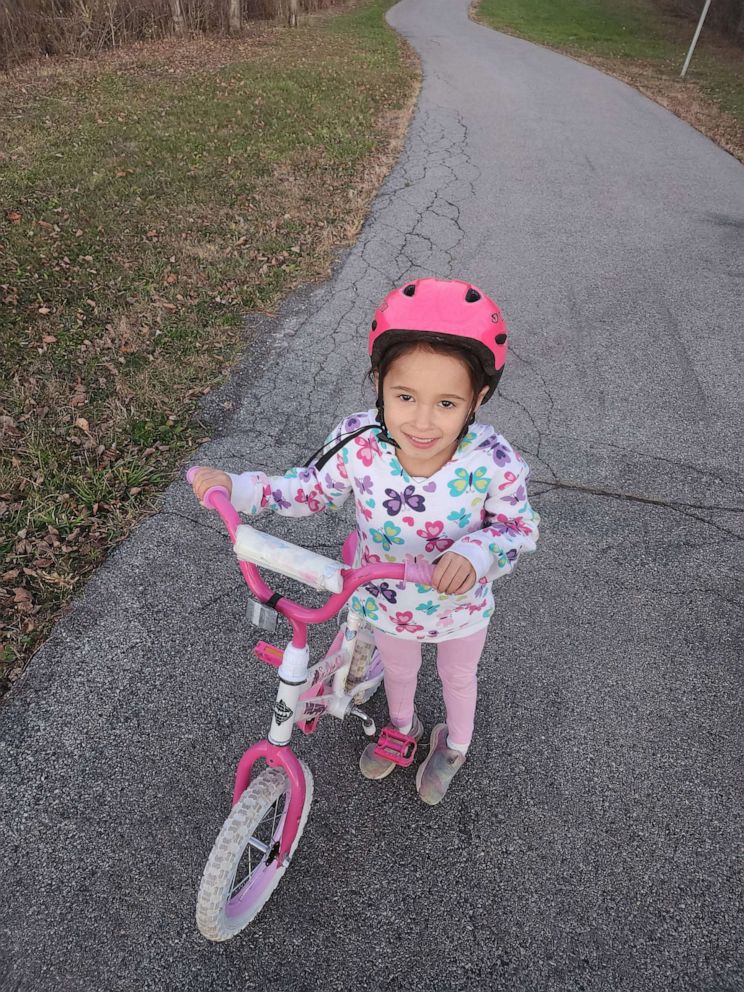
[368,277,508,401]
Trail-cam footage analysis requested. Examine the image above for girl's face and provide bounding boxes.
[378,346,488,477]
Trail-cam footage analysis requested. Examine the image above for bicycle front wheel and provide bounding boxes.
[196,761,313,941]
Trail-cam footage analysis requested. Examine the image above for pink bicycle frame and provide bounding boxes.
[189,476,434,864]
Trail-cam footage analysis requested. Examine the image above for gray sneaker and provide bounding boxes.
[415,723,466,804]
[359,711,424,781]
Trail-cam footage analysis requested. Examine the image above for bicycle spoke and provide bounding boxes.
[228,797,283,897]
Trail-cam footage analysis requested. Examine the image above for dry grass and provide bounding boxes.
[0,1,420,695]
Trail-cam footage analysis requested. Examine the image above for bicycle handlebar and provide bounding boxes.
[186,469,436,627]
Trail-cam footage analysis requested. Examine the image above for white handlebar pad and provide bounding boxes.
[233,525,345,594]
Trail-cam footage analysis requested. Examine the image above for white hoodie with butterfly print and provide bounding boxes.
[229,410,540,642]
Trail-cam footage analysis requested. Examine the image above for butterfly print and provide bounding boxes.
[351,595,379,622]
[447,508,471,528]
[357,499,373,522]
[416,520,454,554]
[354,435,381,467]
[370,521,404,552]
[448,466,489,496]
[497,471,518,490]
[382,485,426,516]
[295,487,323,512]
[391,611,424,635]
[500,484,526,507]
[324,472,343,494]
[365,581,397,604]
[479,436,512,466]
[271,488,291,510]
[489,546,519,569]
[354,475,374,495]
[490,514,533,537]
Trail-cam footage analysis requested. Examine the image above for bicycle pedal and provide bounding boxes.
[254,641,283,668]
[373,726,418,767]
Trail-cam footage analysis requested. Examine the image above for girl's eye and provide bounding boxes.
[397,393,413,402]
[439,400,456,409]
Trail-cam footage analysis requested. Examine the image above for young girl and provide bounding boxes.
[191,278,539,805]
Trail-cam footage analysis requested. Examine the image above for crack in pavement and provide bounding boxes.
[533,478,744,539]
[4,3,744,989]
[549,433,744,494]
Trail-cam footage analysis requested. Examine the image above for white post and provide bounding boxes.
[170,0,186,35]
[229,0,241,33]
[681,0,713,78]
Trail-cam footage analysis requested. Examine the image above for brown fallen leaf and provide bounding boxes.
[0,416,20,435]
[6,211,22,224]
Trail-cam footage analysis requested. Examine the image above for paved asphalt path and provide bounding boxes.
[2,1,743,990]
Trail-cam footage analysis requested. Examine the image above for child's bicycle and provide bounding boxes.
[186,469,435,941]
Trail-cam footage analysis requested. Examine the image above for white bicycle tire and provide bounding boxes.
[196,761,313,941]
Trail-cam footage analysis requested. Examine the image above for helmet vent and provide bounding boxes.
[402,284,416,297]
[465,288,481,303]
[371,320,377,330]
[495,332,507,345]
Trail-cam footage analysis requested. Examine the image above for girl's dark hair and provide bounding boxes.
[368,335,490,403]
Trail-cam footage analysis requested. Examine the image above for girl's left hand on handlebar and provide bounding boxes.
[189,467,233,505]
[432,552,476,595]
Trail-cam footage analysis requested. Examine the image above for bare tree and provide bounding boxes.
[170,0,186,34]
[229,0,240,32]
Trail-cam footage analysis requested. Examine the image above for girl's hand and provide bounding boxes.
[432,552,476,595]
[190,467,232,505]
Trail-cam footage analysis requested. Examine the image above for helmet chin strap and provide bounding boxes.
[374,396,400,448]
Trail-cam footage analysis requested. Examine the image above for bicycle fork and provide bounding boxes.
[232,641,310,865]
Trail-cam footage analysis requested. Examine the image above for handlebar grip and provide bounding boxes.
[186,468,229,509]
[202,485,230,507]
[404,556,435,587]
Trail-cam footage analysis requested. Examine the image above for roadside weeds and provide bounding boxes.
[0,0,420,696]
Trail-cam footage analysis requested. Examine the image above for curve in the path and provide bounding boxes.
[1,2,742,991]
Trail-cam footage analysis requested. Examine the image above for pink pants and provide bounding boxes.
[372,627,489,750]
